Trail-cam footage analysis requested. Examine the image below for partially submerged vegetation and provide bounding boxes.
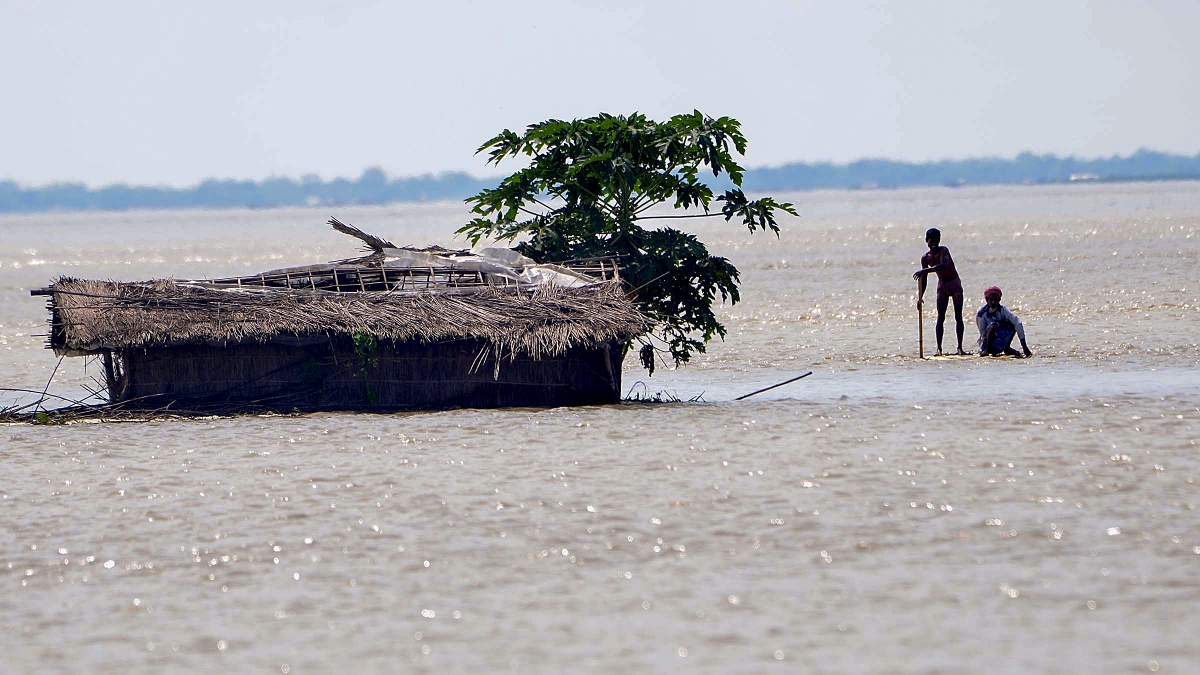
[459,111,797,372]
[0,395,311,425]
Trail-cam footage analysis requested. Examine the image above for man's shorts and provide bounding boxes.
[937,277,963,300]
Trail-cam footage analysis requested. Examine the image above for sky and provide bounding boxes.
[2,0,1198,187]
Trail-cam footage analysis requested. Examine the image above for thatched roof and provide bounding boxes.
[44,277,646,358]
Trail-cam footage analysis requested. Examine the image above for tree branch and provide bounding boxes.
[528,195,560,215]
[635,213,723,220]
[517,205,547,220]
[555,182,620,219]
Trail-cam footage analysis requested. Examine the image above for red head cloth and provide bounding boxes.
[984,286,1002,301]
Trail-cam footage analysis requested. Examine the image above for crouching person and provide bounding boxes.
[977,286,1032,357]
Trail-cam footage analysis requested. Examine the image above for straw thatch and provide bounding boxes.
[45,277,646,360]
[33,219,646,412]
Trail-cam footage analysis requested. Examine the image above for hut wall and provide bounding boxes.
[113,337,625,411]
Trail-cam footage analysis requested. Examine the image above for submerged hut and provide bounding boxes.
[34,219,646,412]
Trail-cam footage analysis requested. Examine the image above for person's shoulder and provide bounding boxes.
[976,305,988,318]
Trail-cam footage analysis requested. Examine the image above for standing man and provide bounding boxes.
[913,228,968,356]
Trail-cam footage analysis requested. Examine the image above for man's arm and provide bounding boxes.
[913,251,940,305]
[1005,307,1033,356]
[913,249,950,280]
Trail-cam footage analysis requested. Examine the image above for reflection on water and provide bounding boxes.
[1,182,1198,672]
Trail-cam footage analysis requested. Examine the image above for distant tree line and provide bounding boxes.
[0,168,493,213]
[739,148,1200,191]
[3,149,1200,213]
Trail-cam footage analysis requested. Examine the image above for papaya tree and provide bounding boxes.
[458,111,797,373]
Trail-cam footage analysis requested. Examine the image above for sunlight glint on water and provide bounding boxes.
[1,183,1198,673]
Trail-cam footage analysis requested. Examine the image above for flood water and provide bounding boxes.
[1,182,1198,673]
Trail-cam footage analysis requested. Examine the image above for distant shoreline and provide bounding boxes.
[3,149,1199,214]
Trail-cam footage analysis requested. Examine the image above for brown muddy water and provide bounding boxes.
[1,182,1198,674]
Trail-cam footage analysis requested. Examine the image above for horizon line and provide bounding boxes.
[5,147,1200,191]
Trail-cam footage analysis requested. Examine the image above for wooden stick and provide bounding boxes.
[735,372,813,401]
[34,355,65,413]
[917,279,924,359]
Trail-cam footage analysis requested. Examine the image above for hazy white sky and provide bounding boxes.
[2,0,1197,186]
